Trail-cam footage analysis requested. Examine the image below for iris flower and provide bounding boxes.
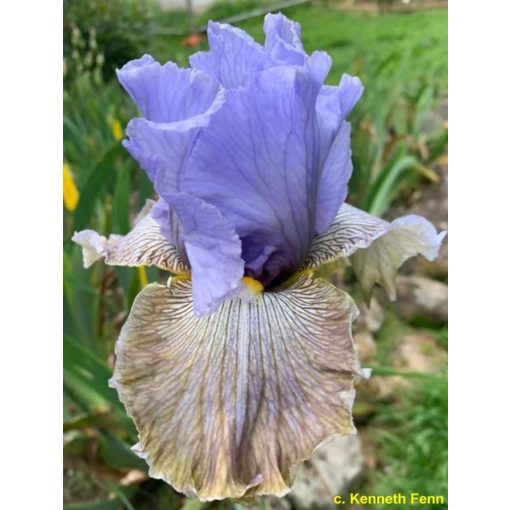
[73,14,445,501]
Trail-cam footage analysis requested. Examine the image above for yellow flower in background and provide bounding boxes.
[110,117,123,141]
[63,163,79,211]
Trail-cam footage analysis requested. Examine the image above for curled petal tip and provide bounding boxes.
[361,368,372,378]
[426,229,447,260]
[72,202,187,274]
[71,229,108,268]
[305,204,446,302]
[168,193,244,317]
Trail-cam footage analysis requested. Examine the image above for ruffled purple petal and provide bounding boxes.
[117,19,364,291]
[263,13,332,83]
[315,122,353,233]
[338,74,364,116]
[117,55,220,122]
[167,193,244,316]
[316,75,363,146]
[190,14,331,90]
[190,21,271,88]
[314,74,363,233]
[119,58,225,193]
[150,197,173,243]
[317,75,363,143]
[308,50,332,83]
[181,65,321,286]
[263,12,305,65]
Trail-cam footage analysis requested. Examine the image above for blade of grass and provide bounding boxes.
[64,335,123,414]
[181,499,207,510]
[99,430,147,471]
[366,151,418,217]
[427,127,448,163]
[367,364,432,378]
[113,164,132,235]
[73,143,123,232]
[412,85,434,138]
[67,247,101,351]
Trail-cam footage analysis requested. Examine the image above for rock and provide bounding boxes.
[289,435,364,508]
[394,275,448,324]
[361,375,406,400]
[391,331,447,373]
[354,298,384,334]
[354,331,377,362]
[358,430,378,471]
[358,329,447,401]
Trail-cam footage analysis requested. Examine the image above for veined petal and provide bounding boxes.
[308,50,332,84]
[119,55,224,192]
[71,229,108,268]
[123,89,225,195]
[317,75,364,130]
[190,21,270,88]
[314,76,363,233]
[263,13,305,64]
[167,193,244,317]
[181,65,321,286]
[303,204,446,301]
[110,274,364,501]
[72,200,188,274]
[150,197,173,243]
[190,15,331,90]
[316,76,363,165]
[117,55,220,123]
[264,13,304,51]
[263,13,331,83]
[315,122,353,234]
[350,215,447,301]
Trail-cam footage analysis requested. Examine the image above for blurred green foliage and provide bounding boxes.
[196,0,282,22]
[64,0,152,82]
[63,2,447,508]
[371,373,448,509]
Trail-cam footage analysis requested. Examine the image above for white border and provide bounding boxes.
[2,0,510,508]
[449,1,510,509]
[1,1,62,507]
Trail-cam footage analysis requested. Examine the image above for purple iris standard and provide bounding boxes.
[73,13,445,502]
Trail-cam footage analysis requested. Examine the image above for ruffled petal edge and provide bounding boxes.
[110,273,367,500]
[303,203,446,301]
[72,199,188,274]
